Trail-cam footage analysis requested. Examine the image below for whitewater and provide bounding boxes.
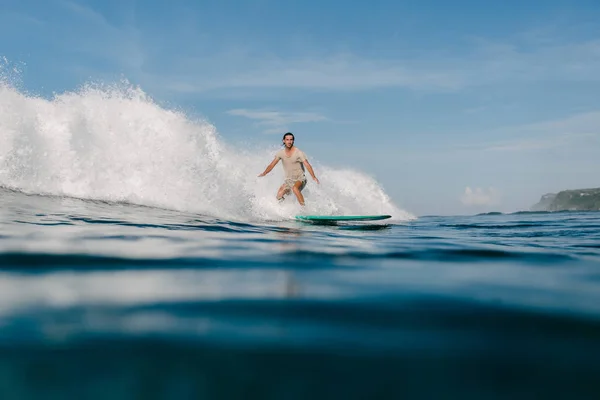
[0,79,412,222]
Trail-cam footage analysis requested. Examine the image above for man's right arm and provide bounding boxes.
[258,157,279,177]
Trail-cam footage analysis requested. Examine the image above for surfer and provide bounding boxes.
[258,132,320,206]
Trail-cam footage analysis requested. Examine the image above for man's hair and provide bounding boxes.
[282,132,294,141]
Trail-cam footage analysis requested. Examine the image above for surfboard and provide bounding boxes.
[295,215,392,222]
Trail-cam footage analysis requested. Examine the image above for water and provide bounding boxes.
[1,80,600,399]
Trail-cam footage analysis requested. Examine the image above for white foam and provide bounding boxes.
[0,77,414,222]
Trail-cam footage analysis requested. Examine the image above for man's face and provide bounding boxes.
[283,136,294,148]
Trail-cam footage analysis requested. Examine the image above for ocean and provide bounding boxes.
[1,81,600,399]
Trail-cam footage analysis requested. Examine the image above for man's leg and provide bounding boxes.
[277,184,290,201]
[291,180,306,206]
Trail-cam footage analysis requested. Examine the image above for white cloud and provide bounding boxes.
[59,0,112,27]
[482,136,569,152]
[460,110,600,153]
[462,37,600,85]
[461,187,500,206]
[0,10,45,26]
[5,3,600,102]
[144,34,600,96]
[12,2,599,98]
[226,109,327,134]
[158,54,464,94]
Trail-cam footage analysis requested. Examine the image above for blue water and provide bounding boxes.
[1,188,599,399]
[1,80,599,398]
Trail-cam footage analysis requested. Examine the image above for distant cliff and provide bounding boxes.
[531,188,600,211]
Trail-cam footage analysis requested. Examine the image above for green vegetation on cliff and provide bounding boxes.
[532,188,600,211]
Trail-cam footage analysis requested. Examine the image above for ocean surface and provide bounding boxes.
[1,189,600,399]
[1,80,600,399]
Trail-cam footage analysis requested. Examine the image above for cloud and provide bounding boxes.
[482,136,570,152]
[226,109,327,134]
[11,2,597,98]
[0,10,45,27]
[59,0,112,27]
[157,54,464,94]
[5,3,600,100]
[462,37,600,85]
[461,187,500,206]
[464,106,488,114]
[462,110,600,153]
[143,33,600,96]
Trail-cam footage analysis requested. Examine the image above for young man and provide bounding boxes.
[258,132,320,206]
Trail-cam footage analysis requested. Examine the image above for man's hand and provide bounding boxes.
[313,177,320,184]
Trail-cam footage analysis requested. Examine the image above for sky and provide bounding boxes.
[1,0,600,216]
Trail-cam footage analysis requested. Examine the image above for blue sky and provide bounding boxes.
[1,0,600,215]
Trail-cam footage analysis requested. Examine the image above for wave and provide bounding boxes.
[0,76,413,223]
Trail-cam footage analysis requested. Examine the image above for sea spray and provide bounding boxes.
[0,78,413,222]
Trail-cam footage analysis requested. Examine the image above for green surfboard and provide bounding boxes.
[295,215,392,222]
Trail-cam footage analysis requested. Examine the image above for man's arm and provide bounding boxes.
[258,158,279,177]
[303,160,320,184]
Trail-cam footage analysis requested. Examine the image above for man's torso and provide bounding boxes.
[276,148,306,181]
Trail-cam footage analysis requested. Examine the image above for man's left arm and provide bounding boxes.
[303,160,320,184]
